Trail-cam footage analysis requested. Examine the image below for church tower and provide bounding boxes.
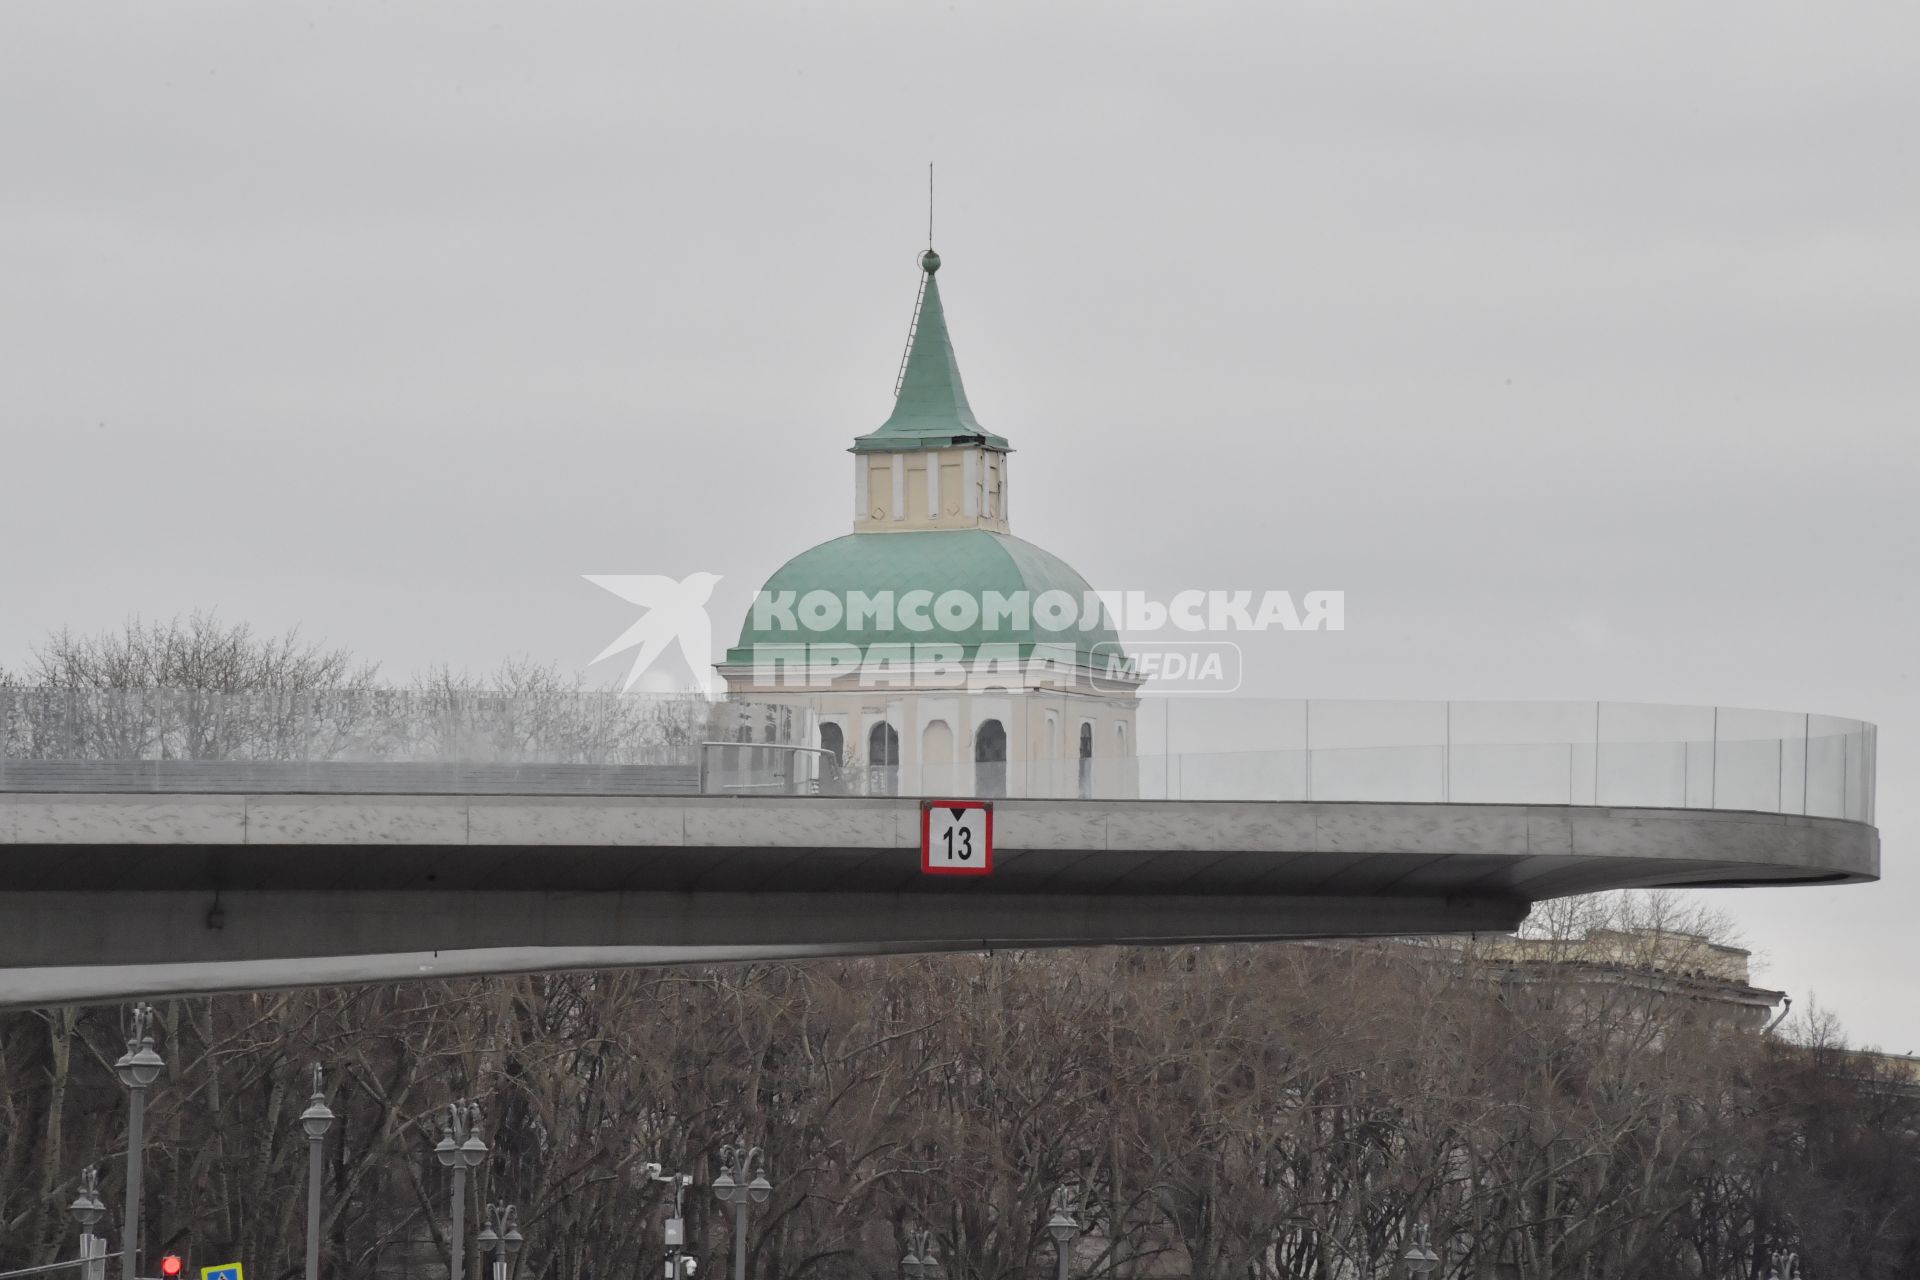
[718,248,1140,798]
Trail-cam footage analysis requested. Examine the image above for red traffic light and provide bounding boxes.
[159,1257,184,1278]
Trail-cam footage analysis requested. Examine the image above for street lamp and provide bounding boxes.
[69,1166,109,1280]
[114,1003,164,1280]
[1401,1223,1440,1276]
[475,1203,524,1280]
[899,1228,938,1280]
[433,1101,490,1280]
[299,1064,335,1280]
[1046,1189,1078,1280]
[711,1143,771,1280]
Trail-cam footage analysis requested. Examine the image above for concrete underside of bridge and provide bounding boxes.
[0,794,1878,1006]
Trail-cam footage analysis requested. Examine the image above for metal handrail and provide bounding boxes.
[697,741,846,795]
[0,691,1874,820]
[0,1255,124,1279]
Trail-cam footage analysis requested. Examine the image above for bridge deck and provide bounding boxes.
[0,792,1877,1006]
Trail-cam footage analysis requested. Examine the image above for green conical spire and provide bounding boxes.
[852,250,1010,454]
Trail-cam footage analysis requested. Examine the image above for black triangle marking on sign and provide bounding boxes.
[949,807,967,821]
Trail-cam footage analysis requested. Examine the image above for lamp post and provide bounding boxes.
[433,1101,489,1280]
[711,1143,771,1280]
[299,1064,335,1280]
[899,1228,938,1280]
[114,1004,164,1280]
[475,1203,524,1280]
[1046,1189,1078,1280]
[69,1166,109,1280]
[1401,1222,1440,1277]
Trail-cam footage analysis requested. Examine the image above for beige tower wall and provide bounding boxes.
[854,448,1010,534]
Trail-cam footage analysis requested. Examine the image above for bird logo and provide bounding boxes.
[583,572,723,694]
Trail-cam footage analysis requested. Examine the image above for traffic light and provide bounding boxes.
[159,1256,184,1279]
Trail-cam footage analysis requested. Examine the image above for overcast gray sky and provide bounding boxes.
[2,3,1914,1044]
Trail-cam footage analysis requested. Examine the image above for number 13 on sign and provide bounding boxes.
[921,800,993,875]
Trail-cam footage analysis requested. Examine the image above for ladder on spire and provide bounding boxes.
[892,269,929,401]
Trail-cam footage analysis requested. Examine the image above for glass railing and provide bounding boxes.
[0,689,1875,822]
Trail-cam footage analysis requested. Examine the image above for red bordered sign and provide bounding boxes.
[920,800,993,876]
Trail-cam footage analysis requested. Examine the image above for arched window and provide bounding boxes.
[976,719,1008,798]
[817,722,845,792]
[868,721,900,796]
[1078,722,1095,799]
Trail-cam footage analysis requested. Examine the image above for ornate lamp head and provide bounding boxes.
[1401,1223,1440,1276]
[68,1167,106,1228]
[714,1143,769,1204]
[459,1101,489,1167]
[1047,1188,1078,1248]
[479,1202,521,1258]
[300,1062,335,1139]
[900,1227,938,1280]
[115,1003,164,1088]
[434,1098,489,1167]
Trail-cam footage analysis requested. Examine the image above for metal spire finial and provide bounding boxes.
[922,163,939,274]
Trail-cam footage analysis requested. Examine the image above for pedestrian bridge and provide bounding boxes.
[0,691,1878,1006]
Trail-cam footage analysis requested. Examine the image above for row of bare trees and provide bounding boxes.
[1,928,1917,1280]
[0,614,711,766]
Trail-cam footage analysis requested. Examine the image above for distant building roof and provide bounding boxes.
[1486,927,1761,987]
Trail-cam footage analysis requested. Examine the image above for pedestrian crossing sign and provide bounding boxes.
[201,1264,243,1280]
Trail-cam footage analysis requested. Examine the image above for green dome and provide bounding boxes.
[726,530,1120,667]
